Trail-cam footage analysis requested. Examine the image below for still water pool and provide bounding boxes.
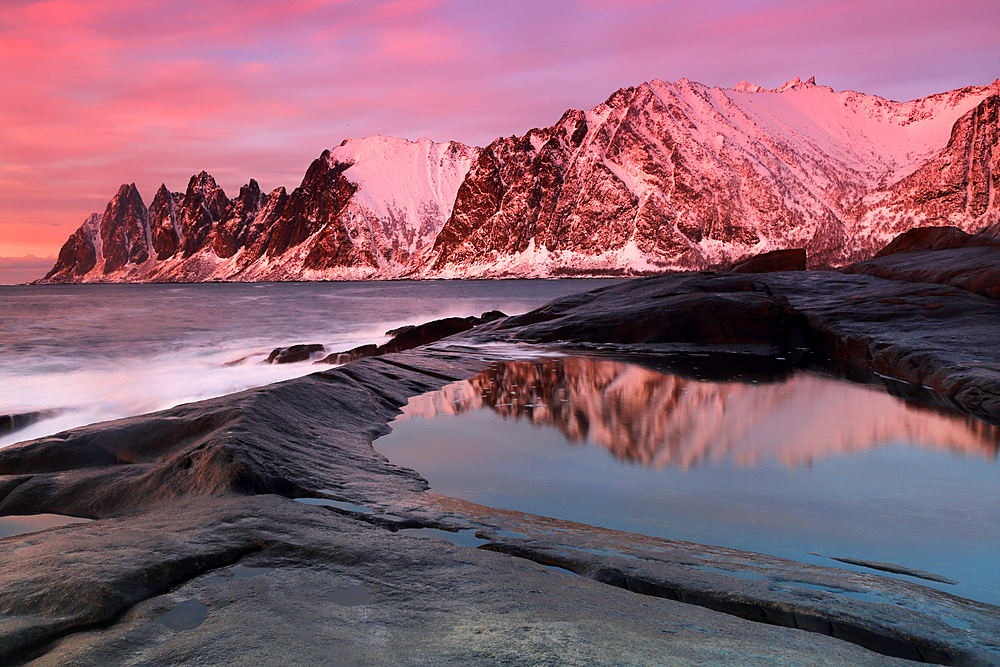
[375,357,1000,605]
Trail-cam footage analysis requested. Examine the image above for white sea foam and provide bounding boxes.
[0,279,621,448]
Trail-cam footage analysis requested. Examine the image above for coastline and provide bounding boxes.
[0,247,998,665]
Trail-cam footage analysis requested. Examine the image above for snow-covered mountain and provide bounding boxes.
[42,137,478,282]
[419,76,1000,277]
[40,77,999,283]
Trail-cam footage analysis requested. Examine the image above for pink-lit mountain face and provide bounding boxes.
[40,78,1000,283]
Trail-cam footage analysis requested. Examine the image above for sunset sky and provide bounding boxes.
[1,0,997,281]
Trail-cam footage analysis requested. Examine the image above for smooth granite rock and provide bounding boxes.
[0,496,936,667]
[317,311,506,365]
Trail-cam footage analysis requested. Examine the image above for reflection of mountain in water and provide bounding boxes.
[400,359,999,469]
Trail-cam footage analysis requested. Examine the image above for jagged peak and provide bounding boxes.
[235,179,263,203]
[601,85,636,109]
[777,75,817,91]
[186,170,220,192]
[733,80,766,93]
[731,76,818,93]
[114,182,140,197]
[107,183,144,213]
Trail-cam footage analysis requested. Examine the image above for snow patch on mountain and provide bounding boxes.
[328,136,479,264]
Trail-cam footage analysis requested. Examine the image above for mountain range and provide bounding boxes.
[40,76,1000,283]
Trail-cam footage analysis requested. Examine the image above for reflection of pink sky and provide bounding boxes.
[0,514,90,539]
[399,359,999,469]
[2,0,998,258]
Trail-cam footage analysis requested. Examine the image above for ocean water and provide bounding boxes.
[0,280,619,448]
[376,357,1000,605]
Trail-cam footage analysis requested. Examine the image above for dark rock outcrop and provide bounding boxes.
[267,344,326,364]
[872,225,1000,257]
[0,410,63,437]
[729,248,807,273]
[318,311,507,364]
[843,226,1000,300]
[488,274,805,352]
[385,325,415,337]
[326,344,379,365]
[978,218,1000,239]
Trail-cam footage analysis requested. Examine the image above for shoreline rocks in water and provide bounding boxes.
[0,229,998,665]
[0,410,65,438]
[266,343,327,364]
[317,310,507,365]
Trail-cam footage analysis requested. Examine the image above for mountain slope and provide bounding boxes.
[416,77,999,277]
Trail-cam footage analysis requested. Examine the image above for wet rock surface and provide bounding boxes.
[3,244,1000,665]
[0,411,64,438]
[266,343,326,364]
[0,496,937,667]
[317,311,506,365]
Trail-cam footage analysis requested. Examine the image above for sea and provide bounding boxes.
[0,280,619,448]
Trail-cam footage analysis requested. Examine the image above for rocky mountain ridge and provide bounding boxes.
[40,77,1000,283]
[43,137,477,282]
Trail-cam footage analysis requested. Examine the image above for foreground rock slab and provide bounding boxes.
[0,496,945,667]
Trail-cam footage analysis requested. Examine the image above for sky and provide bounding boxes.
[1,0,998,281]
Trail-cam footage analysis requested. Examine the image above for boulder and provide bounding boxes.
[487,274,805,352]
[729,248,807,273]
[267,344,326,364]
[872,226,1000,257]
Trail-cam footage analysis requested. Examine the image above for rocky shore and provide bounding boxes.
[1,228,998,666]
